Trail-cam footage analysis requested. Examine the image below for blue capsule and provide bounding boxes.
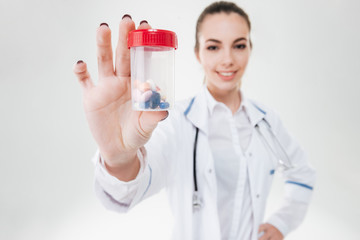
[149,91,161,109]
[159,102,170,109]
[140,100,150,109]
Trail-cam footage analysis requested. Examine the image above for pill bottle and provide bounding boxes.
[128,29,178,111]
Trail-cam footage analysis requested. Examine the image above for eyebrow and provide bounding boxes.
[206,37,247,44]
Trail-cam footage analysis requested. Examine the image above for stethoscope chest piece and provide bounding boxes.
[193,191,202,211]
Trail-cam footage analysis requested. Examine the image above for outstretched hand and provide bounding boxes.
[73,16,168,180]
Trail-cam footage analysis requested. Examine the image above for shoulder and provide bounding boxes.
[171,97,197,116]
[247,98,278,116]
[158,97,195,127]
[246,98,283,131]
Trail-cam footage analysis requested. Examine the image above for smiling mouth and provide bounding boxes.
[218,71,236,76]
[216,71,238,80]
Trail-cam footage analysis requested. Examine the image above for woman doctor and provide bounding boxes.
[73,1,316,239]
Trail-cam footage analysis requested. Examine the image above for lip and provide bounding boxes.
[216,71,238,81]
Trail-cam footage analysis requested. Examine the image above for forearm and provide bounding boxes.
[267,195,311,236]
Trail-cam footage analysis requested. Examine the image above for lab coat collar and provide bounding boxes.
[205,86,250,118]
[184,86,266,133]
[184,86,210,135]
[242,98,267,127]
[204,87,222,116]
[204,87,242,116]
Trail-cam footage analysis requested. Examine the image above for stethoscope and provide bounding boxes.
[192,117,293,211]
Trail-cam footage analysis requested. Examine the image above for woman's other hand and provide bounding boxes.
[258,223,284,240]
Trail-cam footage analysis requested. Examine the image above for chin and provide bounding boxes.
[208,80,241,94]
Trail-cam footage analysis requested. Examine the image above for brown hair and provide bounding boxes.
[194,1,252,52]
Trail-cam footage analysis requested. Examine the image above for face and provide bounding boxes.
[196,12,251,94]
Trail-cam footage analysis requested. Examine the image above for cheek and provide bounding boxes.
[203,62,216,72]
[237,52,250,67]
[200,53,217,71]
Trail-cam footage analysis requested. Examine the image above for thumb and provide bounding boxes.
[138,111,169,134]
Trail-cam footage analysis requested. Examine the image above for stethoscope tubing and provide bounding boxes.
[193,127,202,210]
[193,127,200,192]
[255,118,293,170]
[192,118,293,210]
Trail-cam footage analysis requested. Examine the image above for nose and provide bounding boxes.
[220,49,234,67]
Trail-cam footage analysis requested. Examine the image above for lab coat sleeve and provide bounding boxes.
[93,147,150,213]
[93,108,181,213]
[265,110,317,236]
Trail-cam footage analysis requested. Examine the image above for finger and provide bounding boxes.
[137,20,152,30]
[115,15,136,77]
[138,111,169,136]
[96,23,114,78]
[266,225,283,240]
[73,60,94,90]
[258,224,267,233]
[259,232,271,240]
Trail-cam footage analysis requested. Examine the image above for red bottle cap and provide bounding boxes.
[128,29,178,49]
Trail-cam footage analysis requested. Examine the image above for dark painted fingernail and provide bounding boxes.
[160,111,169,121]
[100,22,108,27]
[122,14,132,20]
[77,60,83,64]
[140,20,148,25]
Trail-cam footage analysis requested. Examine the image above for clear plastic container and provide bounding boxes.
[128,29,178,111]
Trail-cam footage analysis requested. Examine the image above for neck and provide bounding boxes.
[207,85,241,114]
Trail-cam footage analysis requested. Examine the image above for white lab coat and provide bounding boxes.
[94,88,316,240]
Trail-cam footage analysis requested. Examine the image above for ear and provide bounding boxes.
[194,48,201,63]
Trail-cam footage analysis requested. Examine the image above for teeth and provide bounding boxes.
[219,72,234,76]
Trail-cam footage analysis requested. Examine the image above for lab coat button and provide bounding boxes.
[208,169,212,174]
[256,194,260,198]
[249,152,253,157]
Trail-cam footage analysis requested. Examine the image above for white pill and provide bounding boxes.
[132,89,142,102]
[146,79,157,91]
[140,90,153,102]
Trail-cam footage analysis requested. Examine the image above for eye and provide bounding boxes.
[207,46,218,51]
[235,44,246,49]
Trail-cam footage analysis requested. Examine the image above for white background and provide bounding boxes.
[0,0,359,239]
